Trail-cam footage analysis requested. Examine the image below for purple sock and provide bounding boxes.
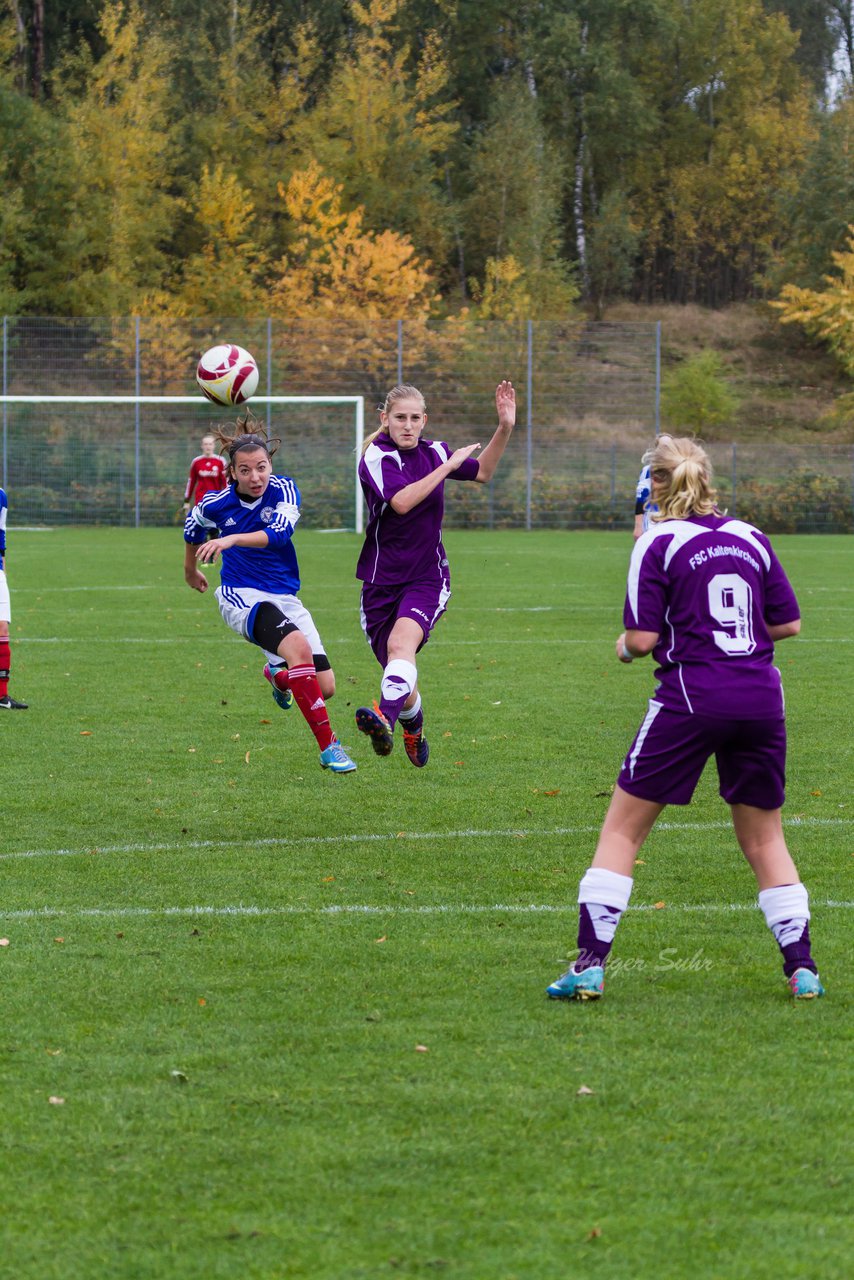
[398,702,423,735]
[576,903,616,971]
[778,922,817,978]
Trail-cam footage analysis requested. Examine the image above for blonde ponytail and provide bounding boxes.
[643,436,719,520]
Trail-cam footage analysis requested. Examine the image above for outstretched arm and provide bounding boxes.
[388,445,482,515]
[474,381,516,484]
[195,530,270,562]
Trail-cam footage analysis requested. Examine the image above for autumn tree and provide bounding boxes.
[774,224,854,374]
[772,91,854,289]
[270,162,436,320]
[628,0,814,302]
[464,78,578,318]
[293,0,457,268]
[51,1,177,313]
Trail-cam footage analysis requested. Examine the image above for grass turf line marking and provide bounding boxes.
[1,901,852,922]
[3,816,851,863]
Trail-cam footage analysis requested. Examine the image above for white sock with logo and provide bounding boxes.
[379,659,417,728]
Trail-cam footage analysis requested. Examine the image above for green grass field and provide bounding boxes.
[2,528,852,1279]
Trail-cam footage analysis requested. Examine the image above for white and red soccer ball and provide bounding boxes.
[196,344,259,406]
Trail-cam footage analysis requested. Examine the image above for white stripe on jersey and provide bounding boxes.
[627,518,770,621]
[364,442,403,497]
[429,441,449,465]
[626,523,672,621]
[717,519,771,571]
[266,476,300,533]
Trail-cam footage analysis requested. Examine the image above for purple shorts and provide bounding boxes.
[359,578,451,667]
[617,700,787,809]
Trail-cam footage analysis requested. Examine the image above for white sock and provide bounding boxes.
[578,867,634,944]
[758,883,810,948]
[381,659,417,704]
[398,693,422,722]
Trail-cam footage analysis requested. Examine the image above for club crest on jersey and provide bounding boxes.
[260,507,275,523]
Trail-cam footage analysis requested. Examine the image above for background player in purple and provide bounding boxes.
[547,435,824,1002]
[354,380,516,766]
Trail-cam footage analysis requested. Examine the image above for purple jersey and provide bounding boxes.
[625,514,799,719]
[356,435,481,585]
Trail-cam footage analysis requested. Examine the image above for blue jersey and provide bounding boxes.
[184,475,302,593]
[0,488,6,564]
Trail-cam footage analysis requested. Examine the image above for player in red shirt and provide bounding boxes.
[184,434,228,514]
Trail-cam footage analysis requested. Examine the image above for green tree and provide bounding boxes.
[629,0,813,302]
[51,1,177,313]
[662,351,739,431]
[464,78,578,317]
[293,0,458,267]
[771,92,854,289]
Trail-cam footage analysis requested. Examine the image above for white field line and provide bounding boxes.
[2,816,851,864]
[1,900,852,923]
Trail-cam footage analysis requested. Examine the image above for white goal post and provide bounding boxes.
[0,395,366,532]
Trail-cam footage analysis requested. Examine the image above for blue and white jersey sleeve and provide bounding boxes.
[0,488,7,558]
[263,476,301,548]
[184,490,221,544]
[635,465,653,531]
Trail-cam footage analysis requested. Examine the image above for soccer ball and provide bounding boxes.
[196,344,259,406]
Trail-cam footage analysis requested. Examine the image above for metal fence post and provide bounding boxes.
[2,317,7,489]
[397,319,403,384]
[660,320,665,435]
[134,316,141,529]
[266,316,272,440]
[731,443,737,518]
[610,443,617,513]
[526,319,533,531]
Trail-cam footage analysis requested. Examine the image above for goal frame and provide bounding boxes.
[0,394,366,533]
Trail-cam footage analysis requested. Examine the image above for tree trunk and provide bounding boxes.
[32,0,45,98]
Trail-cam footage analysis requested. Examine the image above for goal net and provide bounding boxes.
[0,395,366,532]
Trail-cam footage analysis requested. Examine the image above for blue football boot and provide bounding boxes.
[546,964,605,1001]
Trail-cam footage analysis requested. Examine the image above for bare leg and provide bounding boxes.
[730,803,800,890]
[591,785,666,877]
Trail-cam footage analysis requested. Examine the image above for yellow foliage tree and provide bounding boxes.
[631,0,813,295]
[270,162,437,322]
[55,0,177,314]
[293,0,457,265]
[773,226,854,377]
[175,164,267,317]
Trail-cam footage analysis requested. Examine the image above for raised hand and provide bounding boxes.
[496,380,516,430]
[448,443,481,471]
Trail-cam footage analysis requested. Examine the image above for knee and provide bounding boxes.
[318,670,335,700]
[281,631,313,666]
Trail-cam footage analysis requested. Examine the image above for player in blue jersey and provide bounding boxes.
[548,435,824,1002]
[354,381,516,766]
[633,462,652,539]
[633,434,671,539]
[0,487,28,709]
[183,424,356,773]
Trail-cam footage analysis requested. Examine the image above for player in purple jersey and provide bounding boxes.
[354,381,516,766]
[183,422,356,774]
[547,436,824,1003]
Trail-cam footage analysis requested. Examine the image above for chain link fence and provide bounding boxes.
[2,316,852,532]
